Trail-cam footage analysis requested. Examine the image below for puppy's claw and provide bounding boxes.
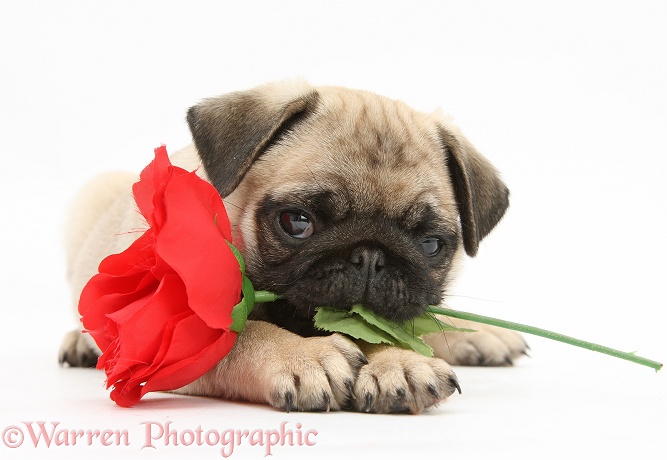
[395,387,406,401]
[323,392,331,412]
[363,393,373,413]
[389,391,409,412]
[449,376,462,395]
[345,380,356,400]
[284,392,295,413]
[427,383,439,399]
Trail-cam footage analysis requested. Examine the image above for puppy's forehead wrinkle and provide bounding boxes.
[250,92,458,221]
[318,113,425,170]
[319,87,436,147]
[263,152,451,219]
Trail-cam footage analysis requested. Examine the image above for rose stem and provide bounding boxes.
[254,291,285,303]
[428,306,663,372]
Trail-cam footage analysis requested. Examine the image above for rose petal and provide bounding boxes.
[108,381,143,408]
[110,273,190,368]
[108,318,236,408]
[139,329,237,398]
[132,146,170,224]
[122,310,220,390]
[97,231,156,277]
[155,173,241,329]
[80,271,158,345]
[120,310,194,387]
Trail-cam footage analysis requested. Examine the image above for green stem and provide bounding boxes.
[252,290,662,371]
[254,291,284,303]
[428,306,663,371]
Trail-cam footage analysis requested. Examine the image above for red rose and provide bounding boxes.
[78,146,244,407]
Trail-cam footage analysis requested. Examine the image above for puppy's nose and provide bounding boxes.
[349,247,385,280]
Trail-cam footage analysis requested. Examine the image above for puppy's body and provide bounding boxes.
[60,81,526,413]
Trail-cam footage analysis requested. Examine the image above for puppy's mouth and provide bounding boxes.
[248,299,330,337]
[282,249,441,320]
[247,259,443,338]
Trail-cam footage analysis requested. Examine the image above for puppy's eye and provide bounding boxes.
[279,212,315,239]
[421,237,443,257]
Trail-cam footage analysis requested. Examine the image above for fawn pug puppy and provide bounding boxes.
[60,80,526,414]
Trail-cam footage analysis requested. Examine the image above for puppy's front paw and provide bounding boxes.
[353,345,460,414]
[268,333,367,412]
[425,319,528,366]
[58,329,100,368]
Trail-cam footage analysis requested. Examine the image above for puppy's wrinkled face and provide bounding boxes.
[227,89,463,332]
[188,81,509,336]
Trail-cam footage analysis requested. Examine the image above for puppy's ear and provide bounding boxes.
[187,81,319,196]
[437,123,509,257]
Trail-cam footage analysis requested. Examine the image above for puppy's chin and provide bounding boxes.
[248,300,330,337]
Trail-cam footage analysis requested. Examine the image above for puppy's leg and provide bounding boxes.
[424,318,528,366]
[175,320,367,412]
[352,344,460,414]
[59,171,138,368]
[59,330,100,368]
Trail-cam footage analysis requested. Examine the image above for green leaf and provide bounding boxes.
[314,304,475,357]
[230,275,255,333]
[313,308,397,345]
[226,240,245,274]
[225,240,254,333]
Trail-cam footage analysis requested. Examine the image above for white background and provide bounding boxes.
[1,1,665,459]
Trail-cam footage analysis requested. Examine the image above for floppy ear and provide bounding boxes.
[187,81,320,197]
[438,124,510,257]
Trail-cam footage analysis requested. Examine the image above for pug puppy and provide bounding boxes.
[59,80,526,414]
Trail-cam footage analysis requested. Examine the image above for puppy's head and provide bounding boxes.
[187,81,508,334]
